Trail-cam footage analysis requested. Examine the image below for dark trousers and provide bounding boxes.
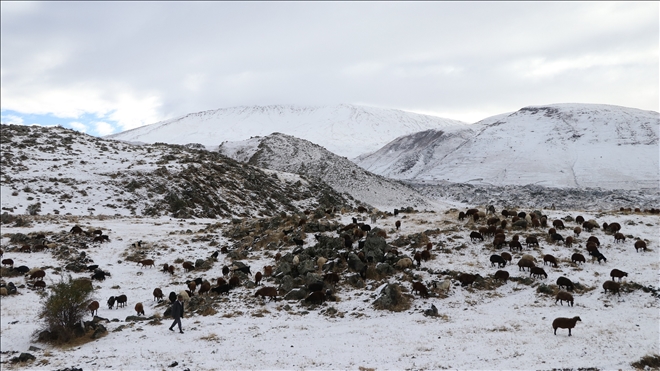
[170,317,182,331]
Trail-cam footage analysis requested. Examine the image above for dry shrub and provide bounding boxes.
[38,275,95,345]
[631,354,660,370]
[373,284,411,312]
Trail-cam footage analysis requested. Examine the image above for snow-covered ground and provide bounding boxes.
[1,207,658,370]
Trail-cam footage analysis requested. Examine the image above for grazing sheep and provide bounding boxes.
[552,316,581,336]
[2,259,14,268]
[254,286,279,301]
[571,253,586,265]
[116,294,128,308]
[500,252,512,263]
[20,245,31,253]
[490,255,506,268]
[508,240,522,252]
[138,259,155,268]
[88,300,100,316]
[263,265,273,277]
[608,222,621,233]
[222,265,230,277]
[135,302,144,316]
[199,281,211,296]
[613,233,626,243]
[555,291,574,307]
[255,272,263,286]
[575,216,585,224]
[592,252,607,264]
[458,211,466,221]
[395,257,413,270]
[494,270,509,282]
[582,221,595,232]
[421,250,431,262]
[162,263,170,272]
[305,291,325,305]
[91,270,108,281]
[182,261,195,272]
[211,284,230,295]
[543,254,558,267]
[487,217,500,226]
[217,277,227,286]
[573,227,582,237]
[414,252,422,267]
[234,265,252,276]
[634,240,647,252]
[33,281,46,290]
[557,276,574,291]
[565,236,574,248]
[412,281,429,298]
[553,220,565,229]
[603,280,620,296]
[187,281,197,294]
[521,254,537,263]
[610,269,628,282]
[70,226,83,234]
[525,236,539,247]
[323,272,340,287]
[548,228,557,236]
[14,265,30,274]
[457,273,482,286]
[587,236,600,246]
[229,276,240,288]
[107,296,116,309]
[30,269,46,282]
[178,290,190,301]
[470,232,484,242]
[153,288,164,302]
[167,265,175,275]
[395,220,401,230]
[530,266,548,279]
[437,279,452,293]
[586,242,599,256]
[518,258,535,271]
[492,237,506,249]
[551,233,564,243]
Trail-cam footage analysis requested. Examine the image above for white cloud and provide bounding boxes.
[68,121,88,132]
[94,121,115,136]
[0,114,24,125]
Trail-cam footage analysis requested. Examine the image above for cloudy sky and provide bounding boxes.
[1,2,658,136]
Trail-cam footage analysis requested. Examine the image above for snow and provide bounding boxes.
[107,104,467,159]
[1,208,658,370]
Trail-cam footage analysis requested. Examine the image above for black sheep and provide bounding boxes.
[489,254,506,268]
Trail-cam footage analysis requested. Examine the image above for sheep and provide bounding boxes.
[553,220,565,229]
[20,245,31,253]
[614,233,626,243]
[557,276,574,291]
[162,263,170,272]
[70,226,83,234]
[634,240,647,252]
[412,281,429,298]
[521,254,537,263]
[30,269,46,282]
[552,316,581,336]
[571,253,586,265]
[575,215,585,224]
[457,273,482,286]
[135,302,144,316]
[413,252,422,268]
[548,228,557,236]
[222,265,230,277]
[116,294,128,308]
[234,265,252,276]
[212,284,231,295]
[543,254,558,268]
[490,255,506,268]
[508,240,522,252]
[603,280,620,296]
[565,236,574,248]
[436,279,452,293]
[14,265,30,274]
[323,272,340,287]
[395,257,413,270]
[187,281,197,294]
[0,287,7,296]
[91,270,108,281]
[107,296,116,309]
[518,258,535,271]
[492,236,506,249]
[395,220,401,230]
[587,236,600,246]
[530,267,548,279]
[263,265,273,277]
[586,242,599,256]
[199,281,211,296]
[254,271,263,286]
[500,252,512,263]
[458,211,466,221]
[182,261,195,272]
[610,269,628,282]
[217,277,227,286]
[608,222,621,233]
[573,227,582,237]
[293,238,304,247]
[525,236,539,247]
[254,286,279,301]
[2,259,14,268]
[470,232,484,242]
[138,259,155,268]
[551,233,564,243]
[229,276,240,288]
[582,221,595,232]
[167,265,175,275]
[153,288,164,302]
[88,301,100,316]
[178,290,190,301]
[305,291,325,305]
[32,281,46,290]
[317,257,327,271]
[555,291,574,307]
[494,270,509,282]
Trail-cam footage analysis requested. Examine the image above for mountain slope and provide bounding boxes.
[0,124,353,218]
[355,104,660,190]
[107,104,466,159]
[218,133,437,210]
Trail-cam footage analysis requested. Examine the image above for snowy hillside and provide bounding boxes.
[355,104,660,190]
[107,104,466,159]
[0,124,354,219]
[218,133,439,211]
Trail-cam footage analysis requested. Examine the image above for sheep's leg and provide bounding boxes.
[568,329,572,336]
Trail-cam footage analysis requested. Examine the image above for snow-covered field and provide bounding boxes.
[1,207,658,370]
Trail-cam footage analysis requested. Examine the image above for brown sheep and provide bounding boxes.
[517,258,535,271]
[555,291,574,307]
[222,265,230,277]
[457,273,482,286]
[88,300,100,316]
[552,316,581,336]
[530,266,547,279]
[492,236,506,249]
[263,265,273,277]
[70,226,83,234]
[500,252,512,263]
[565,236,574,248]
[198,281,211,296]
[634,240,647,252]
[603,280,620,296]
[421,250,431,262]
[608,222,621,233]
[0,287,7,296]
[458,211,466,221]
[138,259,155,268]
[229,276,240,288]
[412,281,429,298]
[162,263,170,272]
[305,291,325,305]
[217,277,227,286]
[543,254,558,268]
[552,220,565,229]
[254,286,279,301]
[571,253,586,265]
[20,245,31,253]
[135,302,144,316]
[323,272,340,286]
[187,281,197,293]
[168,265,175,275]
[575,215,585,224]
[30,269,46,281]
[587,236,600,246]
[613,233,626,243]
[395,220,401,230]
[182,261,195,272]
[2,258,14,268]
[255,272,263,286]
[153,288,164,302]
[525,236,539,247]
[33,281,46,290]
[609,269,628,282]
[573,227,581,237]
[494,270,509,282]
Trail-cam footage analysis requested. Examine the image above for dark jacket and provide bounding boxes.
[171,300,184,319]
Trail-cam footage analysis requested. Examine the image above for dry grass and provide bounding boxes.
[631,354,660,370]
[199,333,220,342]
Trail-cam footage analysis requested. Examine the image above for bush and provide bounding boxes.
[39,276,95,344]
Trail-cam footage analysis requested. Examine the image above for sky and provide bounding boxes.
[1,2,658,137]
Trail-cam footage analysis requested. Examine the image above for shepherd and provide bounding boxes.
[168,294,185,334]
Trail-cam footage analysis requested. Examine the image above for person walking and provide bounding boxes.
[169,294,184,333]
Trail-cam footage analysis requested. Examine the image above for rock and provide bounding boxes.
[12,352,36,363]
[169,361,179,367]
[194,259,206,269]
[92,324,107,339]
[297,259,316,276]
[125,315,152,322]
[346,273,365,289]
[304,272,323,286]
[373,283,410,312]
[276,261,292,276]
[283,288,308,301]
[279,275,294,293]
[28,346,41,352]
[65,262,86,273]
[375,262,394,277]
[347,253,366,273]
[362,236,387,263]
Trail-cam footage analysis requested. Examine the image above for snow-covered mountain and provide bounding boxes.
[218,133,437,211]
[355,104,660,190]
[107,104,466,159]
